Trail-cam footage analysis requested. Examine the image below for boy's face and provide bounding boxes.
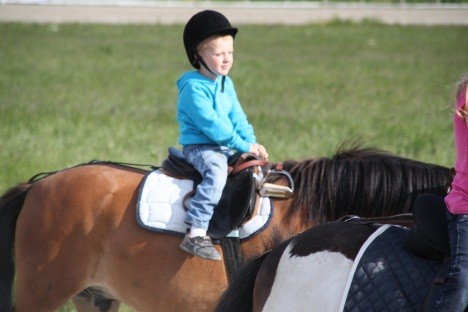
[197,35,234,79]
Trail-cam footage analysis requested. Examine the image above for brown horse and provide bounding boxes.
[0,146,451,311]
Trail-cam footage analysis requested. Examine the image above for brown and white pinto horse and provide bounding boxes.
[0,146,451,311]
[216,221,380,312]
[216,217,444,312]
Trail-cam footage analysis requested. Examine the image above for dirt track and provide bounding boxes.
[1,3,468,25]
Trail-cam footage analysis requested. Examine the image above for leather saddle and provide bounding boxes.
[161,147,275,239]
[341,193,450,262]
[342,193,452,300]
[405,193,450,262]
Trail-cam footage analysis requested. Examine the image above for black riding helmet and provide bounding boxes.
[183,10,238,70]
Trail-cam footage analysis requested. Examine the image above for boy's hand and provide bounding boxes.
[249,143,269,160]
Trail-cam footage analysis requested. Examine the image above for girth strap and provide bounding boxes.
[220,237,243,284]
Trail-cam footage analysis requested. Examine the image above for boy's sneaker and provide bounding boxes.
[180,234,222,261]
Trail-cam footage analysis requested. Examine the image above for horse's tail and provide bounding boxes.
[216,253,268,312]
[0,183,32,312]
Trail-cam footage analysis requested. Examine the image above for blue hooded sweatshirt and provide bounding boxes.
[176,71,256,153]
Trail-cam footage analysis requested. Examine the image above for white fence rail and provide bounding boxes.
[2,0,468,25]
[2,0,468,7]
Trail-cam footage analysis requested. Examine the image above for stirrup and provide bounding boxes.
[259,169,294,198]
[260,183,293,198]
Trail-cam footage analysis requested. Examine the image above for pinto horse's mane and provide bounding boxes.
[279,144,452,224]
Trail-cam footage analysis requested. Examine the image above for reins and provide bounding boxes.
[338,213,415,227]
[27,160,154,183]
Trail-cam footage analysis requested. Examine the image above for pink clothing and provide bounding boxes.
[446,87,468,214]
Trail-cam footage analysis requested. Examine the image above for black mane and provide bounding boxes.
[281,145,452,224]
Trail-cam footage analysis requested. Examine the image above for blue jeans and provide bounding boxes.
[428,211,468,312]
[183,145,233,230]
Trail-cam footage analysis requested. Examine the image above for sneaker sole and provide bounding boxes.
[179,244,222,261]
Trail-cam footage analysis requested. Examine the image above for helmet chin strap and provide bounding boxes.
[196,53,226,92]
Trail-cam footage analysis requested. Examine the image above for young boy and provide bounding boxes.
[177,10,268,260]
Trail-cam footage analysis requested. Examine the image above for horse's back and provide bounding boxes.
[14,164,146,311]
[17,164,145,236]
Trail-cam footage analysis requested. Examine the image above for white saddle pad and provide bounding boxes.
[137,170,272,240]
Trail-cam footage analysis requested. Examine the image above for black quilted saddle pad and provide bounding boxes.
[343,225,441,312]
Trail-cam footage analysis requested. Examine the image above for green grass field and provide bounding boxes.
[1,19,467,311]
[2,21,467,195]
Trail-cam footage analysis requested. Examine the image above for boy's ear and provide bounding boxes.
[188,48,199,68]
[192,53,200,67]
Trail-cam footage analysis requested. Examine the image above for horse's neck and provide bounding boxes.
[240,198,311,258]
